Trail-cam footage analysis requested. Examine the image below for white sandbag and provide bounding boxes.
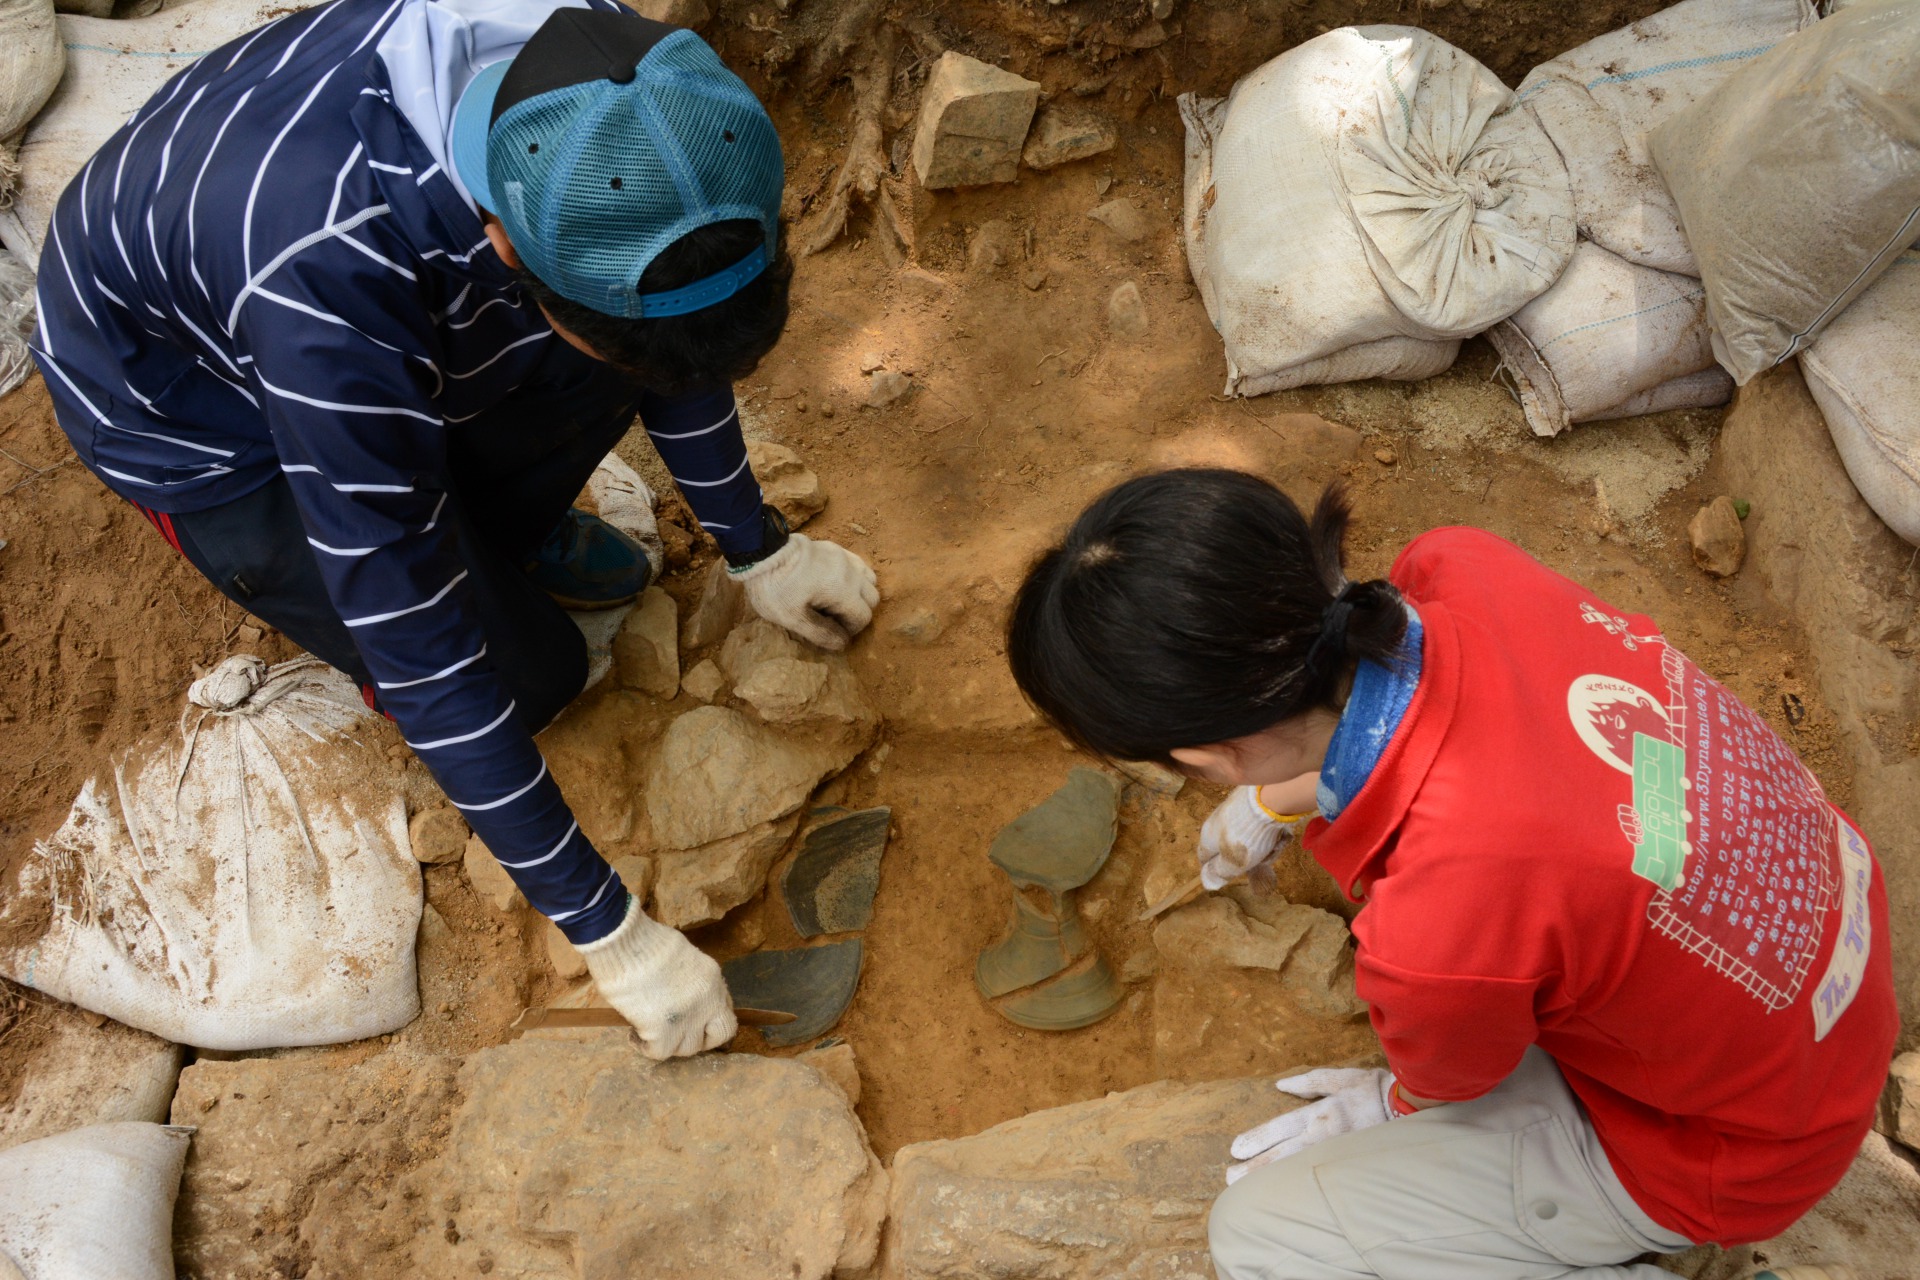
[1180,25,1574,397]
[1486,239,1732,436]
[0,1016,182,1152]
[0,0,63,206]
[0,0,324,263]
[1514,0,1814,275]
[0,656,422,1050]
[1801,248,1920,545]
[0,1121,189,1280]
[1649,1,1920,384]
[0,247,32,399]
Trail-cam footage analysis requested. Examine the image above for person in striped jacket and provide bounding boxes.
[31,0,879,1059]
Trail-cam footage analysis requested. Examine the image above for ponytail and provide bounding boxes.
[1007,470,1407,763]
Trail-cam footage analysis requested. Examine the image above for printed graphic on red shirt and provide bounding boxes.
[1569,606,1871,1037]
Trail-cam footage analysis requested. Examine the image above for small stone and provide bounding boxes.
[866,370,911,408]
[911,52,1041,190]
[1889,1051,1920,1153]
[681,557,744,650]
[658,520,694,570]
[1087,197,1150,243]
[1107,281,1149,340]
[1021,268,1049,291]
[1120,946,1158,983]
[463,834,526,914]
[858,351,886,374]
[1149,0,1176,18]
[235,624,264,646]
[801,1042,862,1107]
[745,440,826,528]
[545,921,588,981]
[888,606,946,644]
[614,587,679,700]
[1374,448,1397,466]
[1732,498,1751,520]
[1689,495,1747,577]
[966,220,1018,273]
[409,806,469,865]
[1112,758,1185,796]
[1022,106,1117,171]
[682,658,726,703]
[820,402,836,419]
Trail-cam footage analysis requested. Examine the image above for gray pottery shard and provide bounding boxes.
[988,767,1120,891]
[783,807,890,938]
[721,939,863,1048]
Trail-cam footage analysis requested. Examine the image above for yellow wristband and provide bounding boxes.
[1253,790,1316,824]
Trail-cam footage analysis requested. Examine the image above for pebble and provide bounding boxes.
[1107,281,1149,340]
[1087,197,1150,243]
[1374,448,1397,466]
[866,370,911,408]
[1689,496,1747,577]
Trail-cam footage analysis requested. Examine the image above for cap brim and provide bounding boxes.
[449,60,512,214]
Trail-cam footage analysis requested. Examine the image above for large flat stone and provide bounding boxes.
[882,1075,1291,1279]
[1717,363,1920,1044]
[643,705,864,850]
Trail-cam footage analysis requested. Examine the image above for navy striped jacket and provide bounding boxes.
[31,0,766,943]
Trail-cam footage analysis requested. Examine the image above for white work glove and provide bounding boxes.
[1198,786,1298,891]
[573,896,736,1060]
[1226,1068,1398,1185]
[733,534,879,651]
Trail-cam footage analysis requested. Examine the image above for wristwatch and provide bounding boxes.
[724,504,790,571]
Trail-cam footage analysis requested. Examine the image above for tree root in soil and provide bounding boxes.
[794,23,905,260]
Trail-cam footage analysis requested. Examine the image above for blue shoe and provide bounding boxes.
[526,509,655,609]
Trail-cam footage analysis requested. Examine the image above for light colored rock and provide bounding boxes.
[407,805,468,866]
[1107,280,1149,339]
[866,369,911,407]
[651,816,800,928]
[1022,106,1117,170]
[911,52,1041,189]
[1156,895,1365,1019]
[0,1015,183,1150]
[414,1039,887,1279]
[746,440,827,528]
[463,833,526,914]
[888,606,946,644]
[1718,365,1920,1038]
[801,1042,862,1107]
[884,1075,1295,1279]
[682,657,726,703]
[545,921,588,980]
[1889,1052,1920,1153]
[621,0,708,27]
[681,557,744,651]
[170,1052,464,1278]
[1113,758,1185,796]
[1088,197,1150,243]
[1688,495,1746,577]
[614,586,679,699]
[736,657,830,720]
[966,219,1019,273]
[721,618,880,731]
[610,853,654,902]
[644,705,870,850]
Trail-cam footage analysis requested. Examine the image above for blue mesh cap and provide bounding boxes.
[448,10,784,319]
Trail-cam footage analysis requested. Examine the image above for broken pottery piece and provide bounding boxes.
[976,890,1082,998]
[988,767,1120,892]
[721,939,863,1047]
[994,953,1123,1031]
[783,807,891,938]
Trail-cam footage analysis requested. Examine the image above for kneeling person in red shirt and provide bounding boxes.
[1007,469,1896,1280]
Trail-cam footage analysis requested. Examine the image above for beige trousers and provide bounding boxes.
[1209,1049,1695,1280]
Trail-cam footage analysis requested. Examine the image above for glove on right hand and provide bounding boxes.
[574,896,736,1060]
[1197,786,1295,890]
[1226,1068,1398,1185]
[733,534,879,651]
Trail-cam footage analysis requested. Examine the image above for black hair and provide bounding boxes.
[1006,469,1409,764]
[517,217,792,395]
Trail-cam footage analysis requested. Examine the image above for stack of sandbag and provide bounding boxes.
[0,0,63,208]
[0,656,423,1050]
[1649,0,1920,384]
[1485,0,1816,436]
[1179,26,1576,398]
[0,0,325,263]
[0,1122,190,1280]
[1799,249,1920,545]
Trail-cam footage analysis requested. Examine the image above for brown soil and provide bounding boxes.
[0,0,1855,1247]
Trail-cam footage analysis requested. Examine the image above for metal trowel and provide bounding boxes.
[506,1005,796,1039]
